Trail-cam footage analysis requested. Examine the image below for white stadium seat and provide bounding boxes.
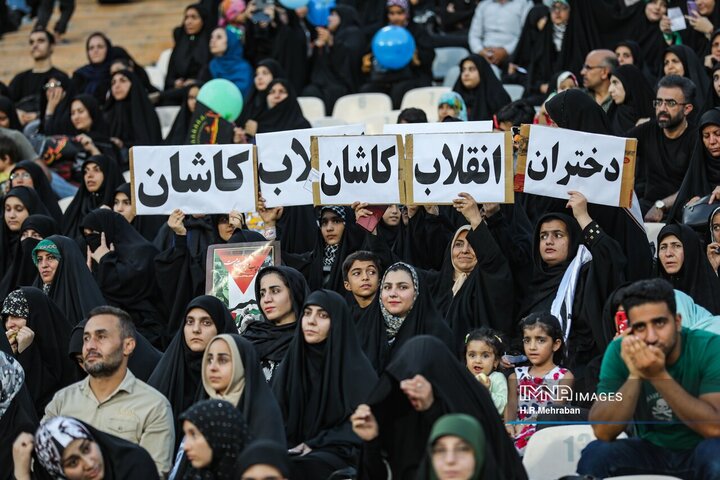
[332,93,392,123]
[400,86,451,122]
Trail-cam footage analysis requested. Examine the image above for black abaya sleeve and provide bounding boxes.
[154,234,206,337]
[443,223,515,354]
[570,222,627,369]
[407,210,454,271]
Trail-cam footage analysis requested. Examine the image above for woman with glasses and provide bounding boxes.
[9,161,62,223]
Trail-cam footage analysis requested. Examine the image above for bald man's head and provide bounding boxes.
[581,49,617,90]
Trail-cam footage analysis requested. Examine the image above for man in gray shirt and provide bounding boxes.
[468,0,532,68]
[44,306,174,477]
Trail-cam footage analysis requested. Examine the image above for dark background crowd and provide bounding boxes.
[2,0,720,479]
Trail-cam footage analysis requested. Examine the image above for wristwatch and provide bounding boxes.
[655,200,666,211]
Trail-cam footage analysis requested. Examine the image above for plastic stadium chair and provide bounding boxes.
[58,196,74,213]
[400,86,451,122]
[432,47,470,82]
[364,110,400,134]
[522,425,627,480]
[145,65,165,91]
[155,48,173,78]
[298,96,327,121]
[443,65,460,87]
[332,93,393,123]
[311,117,348,128]
[503,84,525,102]
[156,106,181,140]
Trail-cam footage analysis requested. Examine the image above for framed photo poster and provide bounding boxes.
[205,241,281,327]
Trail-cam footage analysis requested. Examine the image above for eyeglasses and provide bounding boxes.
[652,98,687,108]
[9,172,32,181]
[43,81,62,90]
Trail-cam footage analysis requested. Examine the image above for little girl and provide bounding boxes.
[505,313,573,455]
[465,328,508,415]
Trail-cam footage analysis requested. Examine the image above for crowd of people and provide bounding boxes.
[2,0,720,479]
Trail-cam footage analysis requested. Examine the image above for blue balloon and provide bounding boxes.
[279,0,309,9]
[371,26,416,70]
[307,0,335,26]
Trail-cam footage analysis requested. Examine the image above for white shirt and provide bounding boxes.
[468,0,533,55]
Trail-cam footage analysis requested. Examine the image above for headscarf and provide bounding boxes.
[449,225,472,296]
[61,155,123,237]
[368,336,526,480]
[453,54,511,121]
[607,64,654,135]
[379,262,420,339]
[671,108,720,221]
[166,4,211,90]
[113,183,166,241]
[73,32,113,96]
[663,44,709,110]
[148,295,238,444]
[32,235,106,324]
[10,160,63,223]
[512,5,560,95]
[69,94,110,138]
[209,26,252,98]
[521,212,583,316]
[0,351,24,418]
[35,416,159,480]
[0,214,58,300]
[39,71,75,135]
[235,440,291,478]
[179,399,251,480]
[80,208,165,343]
[657,223,720,314]
[545,89,611,134]
[245,266,309,365]
[0,350,37,480]
[425,414,486,480]
[706,62,720,112]
[255,79,311,134]
[0,96,21,130]
[1,187,51,277]
[35,416,94,478]
[164,86,196,145]
[356,264,453,372]
[271,289,378,450]
[438,92,468,121]
[386,0,409,10]
[104,70,162,147]
[238,59,286,125]
[1,287,76,415]
[200,334,285,443]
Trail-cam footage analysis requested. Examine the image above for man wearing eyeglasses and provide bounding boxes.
[7,29,67,126]
[580,49,617,112]
[628,75,697,223]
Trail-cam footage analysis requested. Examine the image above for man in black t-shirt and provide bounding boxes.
[629,75,697,222]
[8,29,68,126]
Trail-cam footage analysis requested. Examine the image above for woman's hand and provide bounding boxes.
[288,443,312,456]
[45,86,65,114]
[75,134,101,155]
[351,404,379,441]
[13,433,34,480]
[707,242,720,272]
[567,190,592,229]
[400,374,434,411]
[686,11,714,34]
[15,326,35,354]
[229,209,245,230]
[257,195,283,227]
[89,232,114,263]
[244,120,258,136]
[168,209,187,236]
[660,15,672,34]
[453,192,483,229]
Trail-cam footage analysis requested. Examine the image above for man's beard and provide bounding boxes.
[657,111,684,129]
[84,348,123,378]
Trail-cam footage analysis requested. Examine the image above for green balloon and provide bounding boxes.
[197,79,244,122]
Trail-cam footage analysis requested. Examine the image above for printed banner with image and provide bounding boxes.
[130,144,257,214]
[205,241,280,328]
